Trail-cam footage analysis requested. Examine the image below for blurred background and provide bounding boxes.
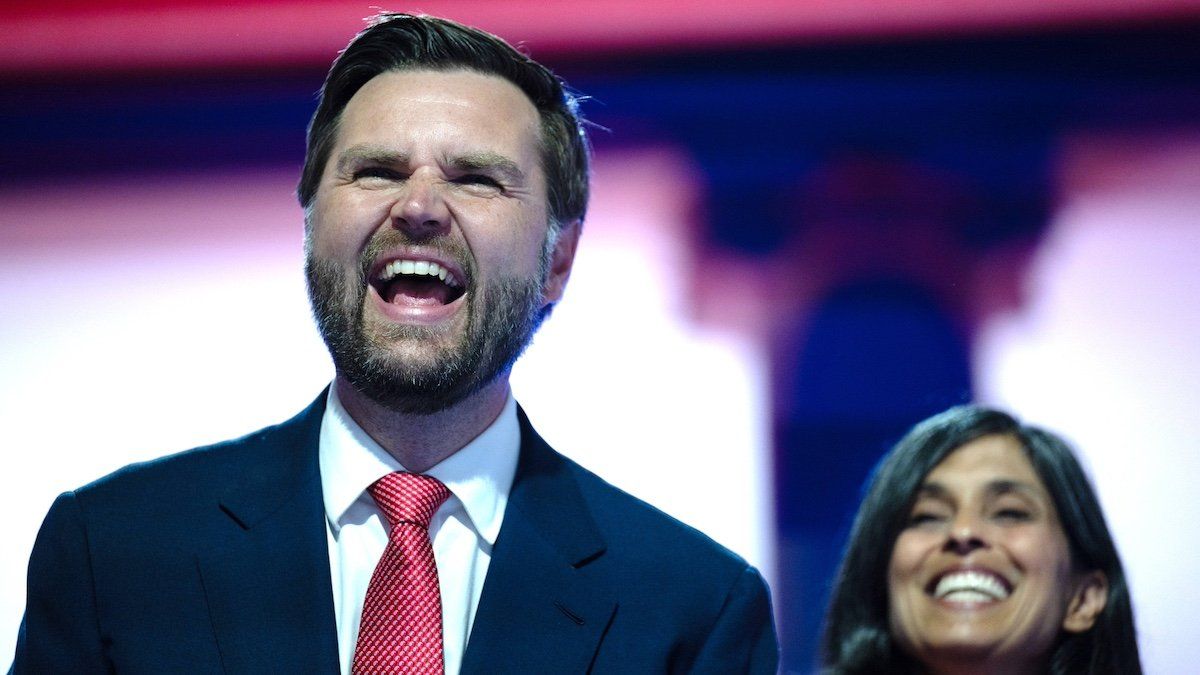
[3,1,1199,671]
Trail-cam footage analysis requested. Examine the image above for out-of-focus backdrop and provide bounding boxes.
[3,1,1198,671]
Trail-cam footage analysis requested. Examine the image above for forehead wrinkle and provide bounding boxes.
[332,144,528,183]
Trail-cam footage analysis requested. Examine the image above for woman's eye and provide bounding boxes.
[908,512,944,527]
[993,508,1031,522]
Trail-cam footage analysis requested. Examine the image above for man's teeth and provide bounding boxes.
[934,571,1010,602]
[378,259,460,287]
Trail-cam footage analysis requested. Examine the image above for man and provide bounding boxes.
[12,13,777,674]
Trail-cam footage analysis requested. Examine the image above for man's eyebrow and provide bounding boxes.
[334,146,409,173]
[450,152,525,182]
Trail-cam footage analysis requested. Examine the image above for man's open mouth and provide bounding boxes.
[372,258,465,306]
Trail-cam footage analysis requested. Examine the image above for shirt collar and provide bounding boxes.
[318,386,519,546]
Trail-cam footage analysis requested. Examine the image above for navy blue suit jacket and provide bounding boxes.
[12,395,778,673]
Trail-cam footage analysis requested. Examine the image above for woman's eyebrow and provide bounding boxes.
[985,479,1042,499]
[914,483,951,500]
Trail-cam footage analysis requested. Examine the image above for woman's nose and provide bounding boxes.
[943,514,988,556]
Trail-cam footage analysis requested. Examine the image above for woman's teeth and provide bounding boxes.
[933,571,1010,602]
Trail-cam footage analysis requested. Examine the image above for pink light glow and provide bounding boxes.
[3,0,1198,75]
[976,131,1200,674]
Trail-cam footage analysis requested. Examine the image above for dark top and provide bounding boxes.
[12,393,778,673]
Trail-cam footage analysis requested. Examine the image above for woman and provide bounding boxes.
[822,406,1141,674]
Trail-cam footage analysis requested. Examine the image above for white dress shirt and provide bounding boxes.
[318,386,520,675]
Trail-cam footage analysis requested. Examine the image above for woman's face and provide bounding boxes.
[887,434,1107,673]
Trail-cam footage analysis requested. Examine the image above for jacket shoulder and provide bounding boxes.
[512,413,778,673]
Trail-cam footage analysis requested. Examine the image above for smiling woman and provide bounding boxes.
[821,406,1141,675]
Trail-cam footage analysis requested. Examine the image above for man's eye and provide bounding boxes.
[353,167,402,180]
[455,174,502,188]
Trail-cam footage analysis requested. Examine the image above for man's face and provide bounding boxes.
[305,68,577,414]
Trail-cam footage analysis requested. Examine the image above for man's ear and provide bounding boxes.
[1062,570,1108,633]
[542,219,582,304]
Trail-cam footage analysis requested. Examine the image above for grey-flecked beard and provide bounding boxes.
[305,237,551,415]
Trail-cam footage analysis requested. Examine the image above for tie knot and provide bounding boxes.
[368,472,451,531]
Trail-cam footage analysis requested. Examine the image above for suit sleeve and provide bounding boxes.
[688,565,779,675]
[10,492,111,674]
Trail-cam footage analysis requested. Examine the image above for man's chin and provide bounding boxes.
[334,343,484,415]
[366,339,454,369]
[367,314,460,343]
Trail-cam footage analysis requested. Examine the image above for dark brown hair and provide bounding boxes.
[822,405,1142,675]
[297,13,590,230]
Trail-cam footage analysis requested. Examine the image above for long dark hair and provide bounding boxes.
[821,405,1141,674]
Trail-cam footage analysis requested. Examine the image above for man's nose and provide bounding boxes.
[389,172,451,240]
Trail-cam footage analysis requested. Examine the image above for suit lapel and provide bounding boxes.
[461,409,616,674]
[196,395,340,674]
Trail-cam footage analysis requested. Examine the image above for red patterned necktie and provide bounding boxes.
[352,472,452,675]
